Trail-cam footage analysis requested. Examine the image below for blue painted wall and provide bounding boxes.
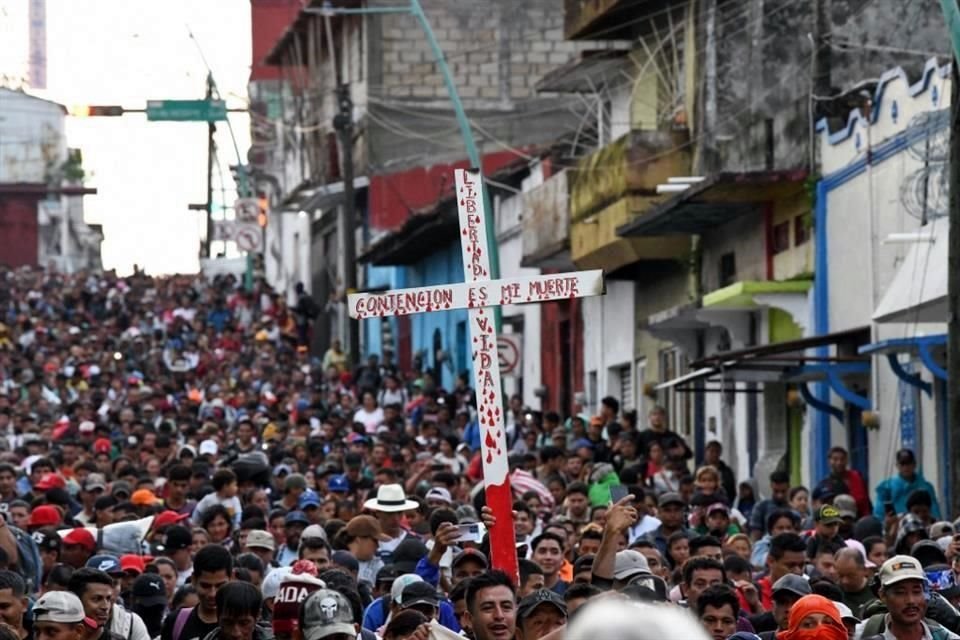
[362,265,405,359]
[361,242,468,390]
[407,242,468,391]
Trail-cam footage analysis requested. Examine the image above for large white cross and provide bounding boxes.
[348,168,605,577]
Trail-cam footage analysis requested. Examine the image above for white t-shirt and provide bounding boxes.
[354,407,385,434]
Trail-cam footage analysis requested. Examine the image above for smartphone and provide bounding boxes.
[453,523,485,543]
[609,485,630,504]
[884,502,895,516]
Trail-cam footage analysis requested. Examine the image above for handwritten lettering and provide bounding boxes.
[528,276,580,299]
[355,288,454,317]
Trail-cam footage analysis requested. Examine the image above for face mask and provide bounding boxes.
[780,625,848,640]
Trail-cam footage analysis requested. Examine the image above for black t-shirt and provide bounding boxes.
[160,608,218,640]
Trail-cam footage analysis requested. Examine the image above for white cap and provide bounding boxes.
[391,574,423,604]
[261,567,293,600]
[199,439,218,456]
[78,421,96,434]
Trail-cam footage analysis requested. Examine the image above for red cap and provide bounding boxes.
[62,528,97,551]
[120,555,145,575]
[35,473,66,491]
[153,510,189,529]
[28,505,61,528]
[94,438,112,455]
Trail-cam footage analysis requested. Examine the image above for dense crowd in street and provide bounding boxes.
[0,265,959,640]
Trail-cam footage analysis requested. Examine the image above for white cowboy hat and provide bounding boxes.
[363,484,419,513]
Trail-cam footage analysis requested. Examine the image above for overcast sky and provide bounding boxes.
[0,0,252,275]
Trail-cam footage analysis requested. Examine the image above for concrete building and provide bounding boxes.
[0,87,100,272]
[816,58,951,507]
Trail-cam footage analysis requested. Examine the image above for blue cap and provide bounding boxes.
[572,438,595,450]
[299,490,322,509]
[328,475,350,493]
[87,554,122,575]
[285,510,310,526]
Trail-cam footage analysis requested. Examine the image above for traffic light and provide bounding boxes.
[70,105,124,117]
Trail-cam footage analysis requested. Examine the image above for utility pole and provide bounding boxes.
[205,73,216,258]
[948,31,960,518]
[334,83,359,364]
[938,0,960,516]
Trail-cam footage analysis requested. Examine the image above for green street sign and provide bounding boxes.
[146,99,227,122]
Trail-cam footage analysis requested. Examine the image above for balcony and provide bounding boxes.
[564,0,680,40]
[521,169,573,269]
[569,129,692,271]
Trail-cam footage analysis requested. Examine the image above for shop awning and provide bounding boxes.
[702,280,812,308]
[617,170,808,237]
[858,334,947,394]
[873,223,947,323]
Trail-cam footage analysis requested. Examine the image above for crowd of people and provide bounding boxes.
[0,265,958,640]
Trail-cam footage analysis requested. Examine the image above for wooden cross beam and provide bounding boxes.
[349,169,606,579]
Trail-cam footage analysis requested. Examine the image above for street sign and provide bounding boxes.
[212,220,236,242]
[497,335,522,375]
[146,99,227,122]
[234,198,260,223]
[234,223,263,253]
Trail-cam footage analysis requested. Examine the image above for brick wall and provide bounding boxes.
[370,0,594,107]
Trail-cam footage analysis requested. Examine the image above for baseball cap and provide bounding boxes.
[425,487,452,504]
[272,571,327,635]
[285,511,310,527]
[706,502,729,516]
[299,491,322,510]
[878,555,927,588]
[153,511,189,530]
[83,474,107,493]
[78,421,96,435]
[301,524,328,542]
[833,494,857,520]
[32,528,61,552]
[331,551,359,574]
[772,574,812,598]
[93,438,112,455]
[345,515,382,540]
[131,574,168,607]
[246,530,276,552]
[612,550,650,581]
[284,474,308,491]
[35,473,66,491]
[131,490,161,507]
[120,555,145,575]
[164,525,192,552]
[452,548,488,569]
[33,591,98,628]
[391,574,424,604]
[931,521,955,539]
[199,440,218,456]
[327,475,350,493]
[658,492,684,508]
[111,480,132,500]
[87,554,122,575]
[834,601,860,624]
[814,505,842,524]
[516,589,567,623]
[28,505,61,528]
[301,589,357,640]
[399,582,441,610]
[62,528,96,551]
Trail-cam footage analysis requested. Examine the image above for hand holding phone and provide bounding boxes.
[609,485,630,504]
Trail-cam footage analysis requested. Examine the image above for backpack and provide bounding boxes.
[172,607,194,640]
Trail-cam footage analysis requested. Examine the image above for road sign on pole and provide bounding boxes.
[234,198,260,223]
[234,223,263,253]
[497,335,522,375]
[146,99,227,122]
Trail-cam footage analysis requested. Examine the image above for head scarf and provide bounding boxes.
[777,595,847,640]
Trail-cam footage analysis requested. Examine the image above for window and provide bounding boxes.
[794,215,810,245]
[635,359,647,419]
[658,349,692,441]
[588,371,598,412]
[772,221,791,254]
[615,364,634,412]
[719,252,736,287]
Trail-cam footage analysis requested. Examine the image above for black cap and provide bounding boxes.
[516,589,567,622]
[132,574,168,607]
[400,582,440,610]
[573,554,594,575]
[392,538,429,573]
[33,527,61,551]
[332,550,359,573]
[164,525,192,552]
